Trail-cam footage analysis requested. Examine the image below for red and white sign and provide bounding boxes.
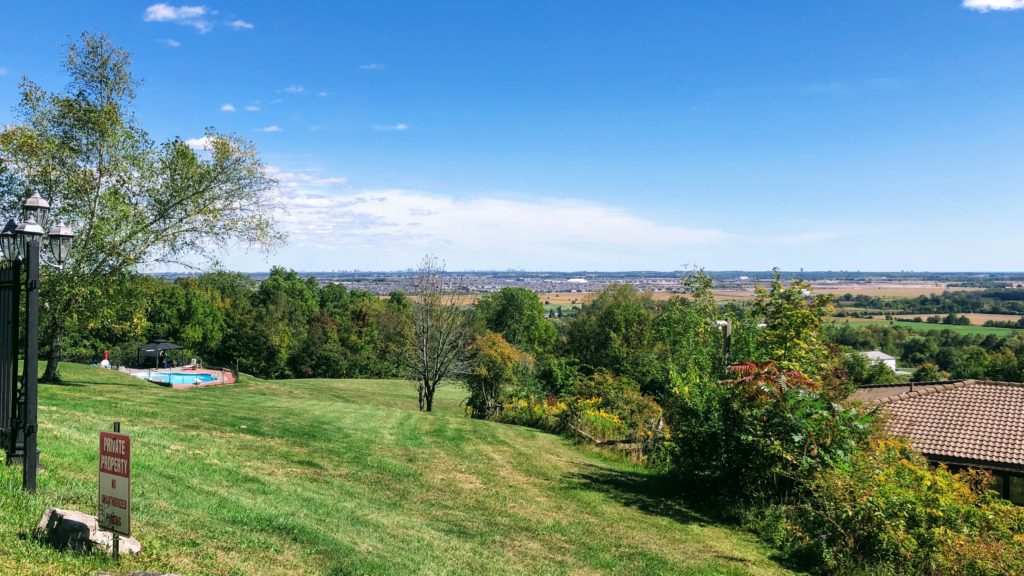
[98,431,131,535]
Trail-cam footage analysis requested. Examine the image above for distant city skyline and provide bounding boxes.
[2,1,1024,271]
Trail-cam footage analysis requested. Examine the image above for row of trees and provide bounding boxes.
[829,322,1024,382]
[837,288,1024,315]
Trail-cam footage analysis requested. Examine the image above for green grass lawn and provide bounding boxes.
[0,364,792,576]
[831,318,1019,336]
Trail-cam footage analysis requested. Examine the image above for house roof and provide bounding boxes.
[850,380,1024,472]
[860,350,895,362]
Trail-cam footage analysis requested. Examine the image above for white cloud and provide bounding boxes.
[0,67,7,76]
[271,181,729,268]
[255,125,283,132]
[220,103,236,112]
[374,123,409,132]
[185,136,213,150]
[161,38,182,47]
[283,84,304,94]
[359,63,384,70]
[244,104,260,112]
[228,19,254,29]
[264,166,350,189]
[317,91,329,97]
[963,0,1024,10]
[143,4,213,33]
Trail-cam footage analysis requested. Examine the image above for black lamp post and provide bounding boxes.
[0,192,74,492]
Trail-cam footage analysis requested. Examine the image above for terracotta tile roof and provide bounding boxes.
[850,380,1024,472]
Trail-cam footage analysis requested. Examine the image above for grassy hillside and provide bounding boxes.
[0,365,792,576]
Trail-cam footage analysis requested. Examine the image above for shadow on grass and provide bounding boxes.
[41,380,87,388]
[569,464,810,572]
[567,463,715,526]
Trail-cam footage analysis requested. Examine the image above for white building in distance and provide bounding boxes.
[860,350,897,372]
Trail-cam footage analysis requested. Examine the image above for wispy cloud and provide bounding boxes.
[283,84,304,94]
[359,63,384,70]
[374,123,409,132]
[317,91,329,97]
[227,19,253,29]
[265,166,350,189]
[0,67,7,77]
[255,125,283,133]
[220,103,236,112]
[160,38,182,48]
[963,0,1024,11]
[272,177,728,266]
[143,4,213,33]
[244,104,260,112]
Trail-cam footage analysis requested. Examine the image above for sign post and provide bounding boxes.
[98,423,130,560]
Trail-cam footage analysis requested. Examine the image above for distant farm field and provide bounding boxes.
[1,364,790,576]
[885,313,1022,325]
[446,282,978,308]
[830,318,1020,336]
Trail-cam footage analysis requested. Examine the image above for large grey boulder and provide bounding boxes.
[36,507,142,555]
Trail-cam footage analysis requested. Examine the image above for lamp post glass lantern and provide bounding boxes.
[14,217,44,263]
[0,219,17,263]
[21,191,49,229]
[0,193,74,266]
[47,222,74,265]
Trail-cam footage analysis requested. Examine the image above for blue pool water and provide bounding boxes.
[141,372,219,385]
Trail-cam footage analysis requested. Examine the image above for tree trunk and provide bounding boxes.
[41,318,64,383]
[418,384,425,411]
[424,384,435,412]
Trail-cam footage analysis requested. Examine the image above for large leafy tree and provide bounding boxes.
[475,287,555,354]
[564,284,659,390]
[0,33,283,380]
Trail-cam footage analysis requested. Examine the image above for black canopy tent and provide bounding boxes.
[138,339,184,368]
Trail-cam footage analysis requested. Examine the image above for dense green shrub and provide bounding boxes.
[757,438,1024,574]
[668,362,872,504]
[561,371,664,443]
[492,396,565,432]
[465,332,533,418]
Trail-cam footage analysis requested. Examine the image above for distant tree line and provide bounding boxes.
[828,323,1024,382]
[58,268,409,379]
[837,288,1024,315]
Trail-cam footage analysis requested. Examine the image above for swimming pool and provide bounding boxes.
[139,372,219,385]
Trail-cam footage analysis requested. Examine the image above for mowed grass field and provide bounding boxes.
[890,313,1023,325]
[0,365,791,576]
[830,318,1020,336]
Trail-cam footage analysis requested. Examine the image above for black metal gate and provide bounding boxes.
[0,260,22,463]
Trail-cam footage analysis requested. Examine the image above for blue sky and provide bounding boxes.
[2,1,1024,271]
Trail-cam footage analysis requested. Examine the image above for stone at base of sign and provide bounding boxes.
[36,507,142,555]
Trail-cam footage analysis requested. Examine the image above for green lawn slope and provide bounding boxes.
[0,364,792,576]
